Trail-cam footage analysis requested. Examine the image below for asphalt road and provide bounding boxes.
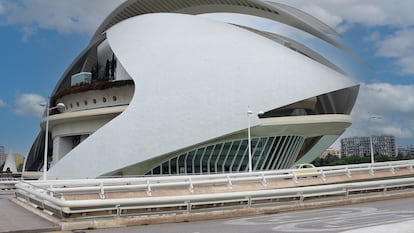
[87,197,414,233]
[0,195,60,233]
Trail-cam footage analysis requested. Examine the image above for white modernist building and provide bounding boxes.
[25,0,359,178]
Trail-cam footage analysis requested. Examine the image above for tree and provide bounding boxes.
[110,53,116,80]
[91,61,101,82]
[104,59,110,80]
[17,163,23,172]
[344,154,365,164]
[312,153,403,167]
[313,157,322,166]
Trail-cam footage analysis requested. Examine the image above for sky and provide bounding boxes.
[0,0,413,156]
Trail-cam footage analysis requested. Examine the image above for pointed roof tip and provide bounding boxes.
[3,152,17,173]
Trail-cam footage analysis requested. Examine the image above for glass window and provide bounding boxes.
[178,154,186,174]
[162,161,170,174]
[93,99,97,104]
[226,141,241,172]
[251,138,262,169]
[209,144,223,173]
[266,136,283,170]
[257,137,274,170]
[112,96,117,101]
[103,97,107,103]
[193,148,205,174]
[170,158,177,174]
[202,146,214,173]
[72,135,81,149]
[217,142,232,172]
[234,140,248,172]
[153,166,160,175]
[186,151,195,174]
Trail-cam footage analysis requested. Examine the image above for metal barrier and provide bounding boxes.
[12,160,414,219]
[0,177,21,193]
[15,177,414,219]
[14,160,414,191]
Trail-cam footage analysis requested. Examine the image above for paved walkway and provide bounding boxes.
[0,195,60,233]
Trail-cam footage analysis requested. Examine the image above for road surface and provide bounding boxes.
[88,197,414,233]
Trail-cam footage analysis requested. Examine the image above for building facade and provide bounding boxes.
[341,135,396,157]
[397,145,414,157]
[0,146,5,167]
[321,147,341,159]
[25,0,360,178]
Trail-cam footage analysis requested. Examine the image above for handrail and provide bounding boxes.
[15,177,414,210]
[12,160,414,219]
[16,160,414,192]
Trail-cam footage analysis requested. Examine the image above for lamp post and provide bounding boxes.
[369,135,374,164]
[247,107,264,173]
[247,108,253,173]
[41,100,65,180]
[368,114,382,165]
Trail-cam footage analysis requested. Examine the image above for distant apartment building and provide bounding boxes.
[397,145,414,157]
[0,146,5,166]
[321,147,341,159]
[12,153,25,169]
[2,153,25,172]
[341,135,396,157]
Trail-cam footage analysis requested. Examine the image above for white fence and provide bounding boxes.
[0,177,21,193]
[16,160,414,192]
[13,160,414,219]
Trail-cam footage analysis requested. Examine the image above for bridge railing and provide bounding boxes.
[14,176,414,219]
[14,160,414,194]
[13,160,414,219]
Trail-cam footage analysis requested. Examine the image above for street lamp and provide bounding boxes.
[369,114,382,165]
[247,107,264,173]
[41,100,65,180]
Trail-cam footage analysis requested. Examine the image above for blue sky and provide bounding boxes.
[0,0,413,155]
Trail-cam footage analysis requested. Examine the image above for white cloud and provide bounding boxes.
[0,2,5,15]
[374,28,414,75]
[2,0,414,76]
[358,83,414,114]
[272,0,414,76]
[0,0,125,40]
[300,4,345,32]
[376,125,413,139]
[376,29,414,58]
[397,54,414,75]
[276,0,414,28]
[21,26,37,43]
[363,31,380,43]
[0,98,5,107]
[332,82,414,148]
[13,93,46,117]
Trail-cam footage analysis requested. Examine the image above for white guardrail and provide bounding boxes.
[0,177,21,193]
[12,160,414,219]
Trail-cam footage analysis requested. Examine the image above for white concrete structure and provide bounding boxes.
[3,151,17,173]
[25,0,359,178]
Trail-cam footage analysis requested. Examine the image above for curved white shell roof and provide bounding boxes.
[91,0,342,51]
[52,0,358,99]
[48,13,357,178]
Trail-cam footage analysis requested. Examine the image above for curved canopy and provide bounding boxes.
[91,0,342,49]
[53,0,360,97]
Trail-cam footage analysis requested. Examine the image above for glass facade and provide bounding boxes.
[145,136,304,175]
